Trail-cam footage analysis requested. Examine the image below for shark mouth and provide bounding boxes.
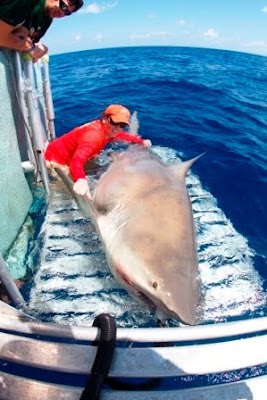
[118,267,157,311]
[114,264,187,324]
[137,290,157,311]
[120,271,182,322]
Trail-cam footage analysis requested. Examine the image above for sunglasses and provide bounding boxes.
[59,0,72,16]
[109,117,128,129]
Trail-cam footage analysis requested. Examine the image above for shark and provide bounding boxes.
[55,146,203,325]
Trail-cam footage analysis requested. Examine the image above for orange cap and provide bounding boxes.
[103,104,130,125]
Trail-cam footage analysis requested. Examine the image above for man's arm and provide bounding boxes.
[70,143,95,198]
[0,19,33,50]
[113,132,152,146]
[12,26,48,62]
[69,141,100,181]
[69,130,104,197]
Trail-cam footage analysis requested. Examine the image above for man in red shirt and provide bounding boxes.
[45,104,152,198]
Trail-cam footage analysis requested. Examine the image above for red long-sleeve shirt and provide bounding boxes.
[44,120,144,181]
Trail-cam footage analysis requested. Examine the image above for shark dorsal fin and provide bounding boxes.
[168,152,206,180]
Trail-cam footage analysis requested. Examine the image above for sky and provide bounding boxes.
[44,1,267,56]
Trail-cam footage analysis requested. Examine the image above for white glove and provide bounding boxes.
[142,139,152,147]
[73,179,91,198]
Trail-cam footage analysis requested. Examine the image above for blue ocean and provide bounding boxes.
[51,46,266,257]
[22,46,266,331]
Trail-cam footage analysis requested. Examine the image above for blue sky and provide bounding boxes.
[44,1,267,56]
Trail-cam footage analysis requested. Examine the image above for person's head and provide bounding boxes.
[45,0,83,19]
[102,104,130,137]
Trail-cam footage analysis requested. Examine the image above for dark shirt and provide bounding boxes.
[0,0,38,28]
[23,0,52,43]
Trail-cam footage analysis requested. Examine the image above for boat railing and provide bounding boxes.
[10,50,55,194]
[0,300,266,399]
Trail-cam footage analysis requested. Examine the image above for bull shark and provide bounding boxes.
[55,146,203,325]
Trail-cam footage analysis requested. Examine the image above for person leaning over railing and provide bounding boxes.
[45,105,152,199]
[0,0,83,62]
[19,0,84,62]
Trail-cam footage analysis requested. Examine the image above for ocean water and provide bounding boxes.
[25,46,266,327]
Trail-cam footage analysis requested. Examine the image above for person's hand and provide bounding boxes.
[142,139,152,147]
[10,26,33,51]
[11,26,32,50]
[12,26,29,40]
[28,42,48,63]
[73,179,91,198]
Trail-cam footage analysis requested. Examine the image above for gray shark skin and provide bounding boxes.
[56,147,202,325]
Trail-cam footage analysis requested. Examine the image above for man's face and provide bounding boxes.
[48,0,76,19]
[105,117,128,138]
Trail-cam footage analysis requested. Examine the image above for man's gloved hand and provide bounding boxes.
[73,179,91,198]
[142,139,152,147]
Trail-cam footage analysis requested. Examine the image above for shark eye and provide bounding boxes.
[152,281,158,289]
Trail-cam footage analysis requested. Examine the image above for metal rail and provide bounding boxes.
[1,301,266,343]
